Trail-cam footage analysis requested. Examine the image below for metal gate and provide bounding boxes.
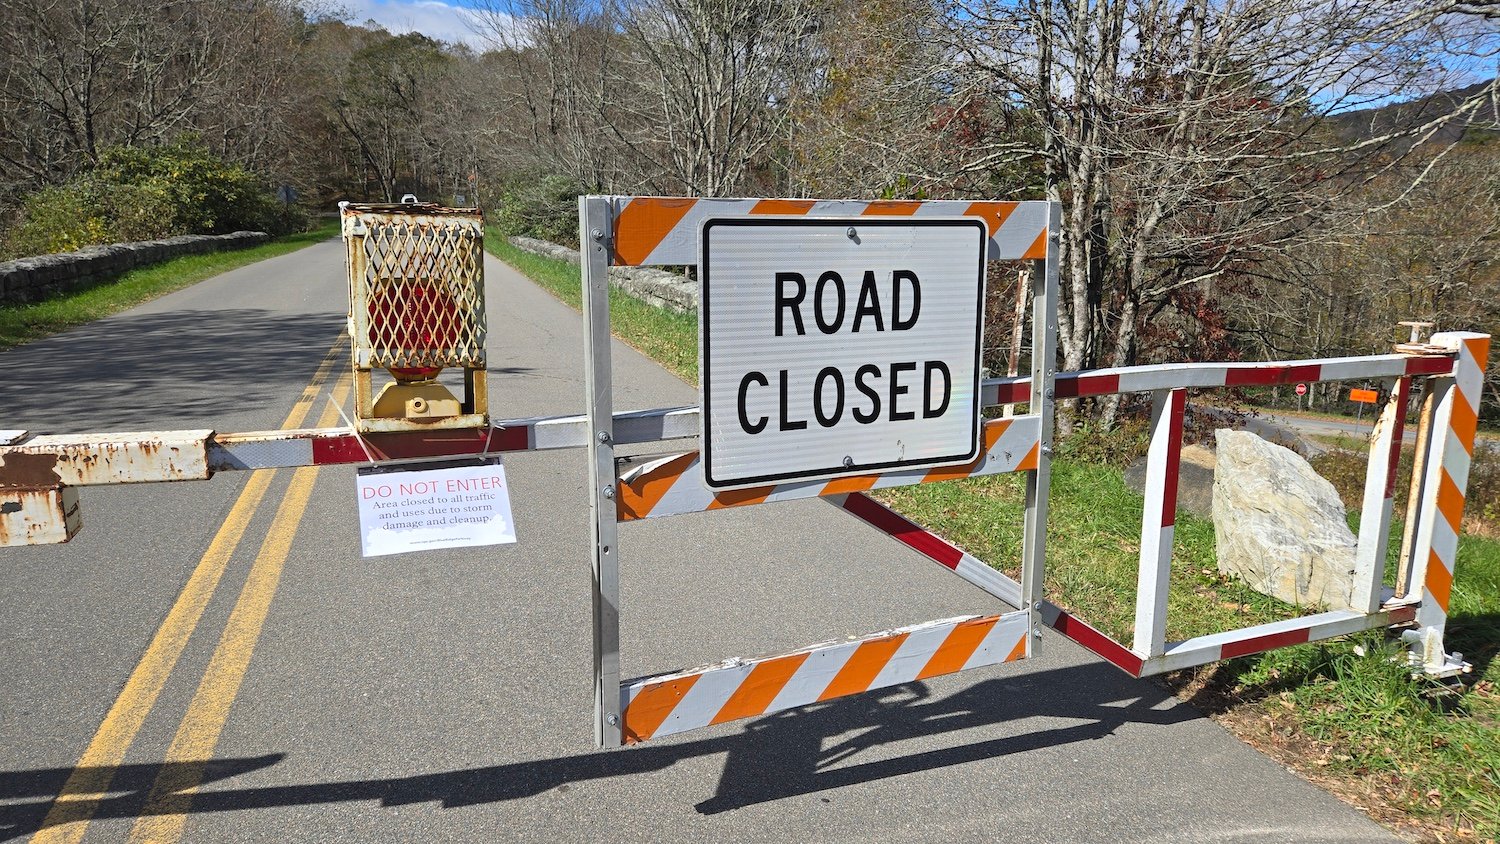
[0,195,1489,752]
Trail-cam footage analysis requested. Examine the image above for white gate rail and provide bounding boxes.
[0,193,1489,751]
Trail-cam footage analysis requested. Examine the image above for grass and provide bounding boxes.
[486,234,698,382]
[0,219,339,351]
[874,464,1293,642]
[1205,535,1500,840]
[488,236,1500,841]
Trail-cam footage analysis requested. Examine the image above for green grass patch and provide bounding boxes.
[1308,432,1365,451]
[485,233,698,382]
[1212,530,1500,837]
[0,219,339,351]
[489,233,1500,839]
[873,463,1290,643]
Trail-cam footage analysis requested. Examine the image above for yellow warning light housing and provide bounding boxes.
[341,201,488,433]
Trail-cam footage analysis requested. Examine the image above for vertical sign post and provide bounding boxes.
[581,197,622,748]
[1020,203,1061,656]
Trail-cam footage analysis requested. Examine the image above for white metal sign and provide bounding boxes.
[700,217,988,489]
[356,458,517,556]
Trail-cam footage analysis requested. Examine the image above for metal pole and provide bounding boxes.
[1352,377,1406,613]
[1396,381,1436,598]
[1019,203,1061,655]
[1003,269,1029,419]
[1132,388,1185,657]
[581,196,622,748]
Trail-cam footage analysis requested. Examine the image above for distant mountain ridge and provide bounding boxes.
[1326,79,1499,146]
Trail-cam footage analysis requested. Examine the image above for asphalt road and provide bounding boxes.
[1,238,1400,843]
[1260,412,1390,443]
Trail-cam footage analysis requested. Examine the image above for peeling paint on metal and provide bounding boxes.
[0,451,63,489]
[2,430,212,486]
[0,486,80,546]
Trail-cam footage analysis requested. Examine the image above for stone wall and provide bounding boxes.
[0,231,270,305]
[508,235,698,313]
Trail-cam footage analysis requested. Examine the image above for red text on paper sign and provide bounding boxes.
[360,473,507,499]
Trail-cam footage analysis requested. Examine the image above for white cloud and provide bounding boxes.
[341,0,494,48]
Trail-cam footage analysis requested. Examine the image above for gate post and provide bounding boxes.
[1404,332,1490,676]
[1019,206,1061,652]
[1132,388,1186,658]
[581,197,623,747]
[1352,377,1409,613]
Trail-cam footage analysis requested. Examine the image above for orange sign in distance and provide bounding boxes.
[1349,388,1379,404]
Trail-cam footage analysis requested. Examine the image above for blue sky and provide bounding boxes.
[341,0,493,47]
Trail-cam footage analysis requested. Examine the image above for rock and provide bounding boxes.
[1124,443,1217,517]
[508,235,700,313]
[1211,429,1358,610]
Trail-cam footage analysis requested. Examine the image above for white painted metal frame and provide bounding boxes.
[580,197,623,746]
[1004,342,1485,680]
[1132,388,1185,659]
[1400,332,1490,676]
[3,194,1486,752]
[1020,205,1062,649]
[577,195,1059,748]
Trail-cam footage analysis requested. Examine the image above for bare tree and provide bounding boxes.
[472,0,624,189]
[942,0,1499,425]
[0,0,331,205]
[474,0,822,196]
[602,0,820,195]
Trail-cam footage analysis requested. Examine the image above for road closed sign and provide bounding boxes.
[700,217,988,489]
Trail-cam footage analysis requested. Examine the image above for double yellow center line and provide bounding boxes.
[35,340,350,844]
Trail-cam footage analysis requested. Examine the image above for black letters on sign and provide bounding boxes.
[738,371,768,434]
[814,271,845,334]
[852,271,884,333]
[892,270,921,330]
[778,369,807,431]
[923,361,951,418]
[734,263,961,443]
[889,361,917,421]
[775,272,806,336]
[813,367,844,427]
[853,364,882,423]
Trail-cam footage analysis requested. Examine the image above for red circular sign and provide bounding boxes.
[1295,383,1308,396]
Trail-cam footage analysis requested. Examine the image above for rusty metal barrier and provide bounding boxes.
[0,193,1490,751]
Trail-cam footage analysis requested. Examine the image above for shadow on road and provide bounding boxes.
[0,309,345,431]
[0,662,1195,838]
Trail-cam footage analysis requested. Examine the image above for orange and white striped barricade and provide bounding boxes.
[2,192,1487,751]
[578,195,1061,747]
[1401,332,1490,675]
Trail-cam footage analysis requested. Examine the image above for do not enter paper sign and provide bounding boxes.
[356,459,517,557]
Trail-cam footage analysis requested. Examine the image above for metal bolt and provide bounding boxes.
[591,228,603,240]
[606,714,618,726]
[843,455,854,468]
[1033,601,1043,610]
[846,226,857,239]
[597,431,612,444]
[1040,445,1054,457]
[1044,388,1055,399]
[1032,626,1043,638]
[601,485,615,500]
